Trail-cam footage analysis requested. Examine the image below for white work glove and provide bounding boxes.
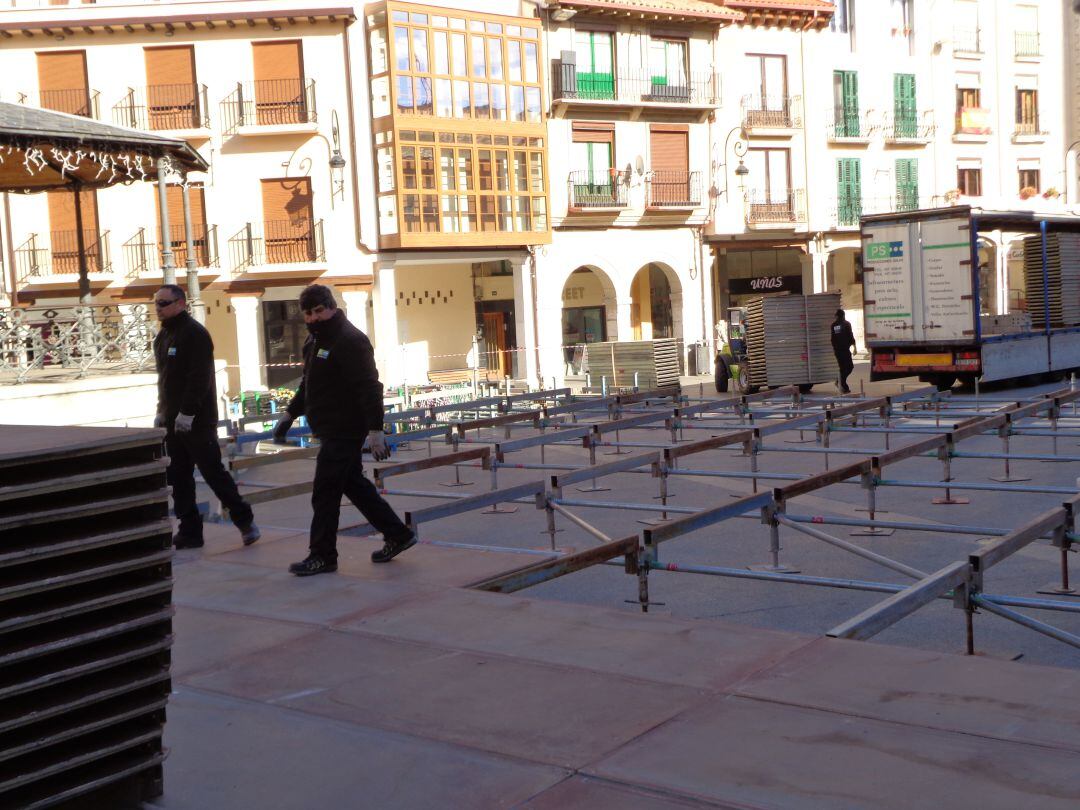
[153,412,166,428]
[368,430,390,461]
[174,413,195,433]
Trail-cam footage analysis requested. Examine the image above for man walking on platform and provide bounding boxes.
[153,284,259,549]
[831,308,857,394]
[273,284,415,576]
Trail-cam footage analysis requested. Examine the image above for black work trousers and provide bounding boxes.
[166,430,253,539]
[834,348,855,391]
[310,436,409,561]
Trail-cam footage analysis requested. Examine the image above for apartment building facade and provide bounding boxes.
[0,0,368,395]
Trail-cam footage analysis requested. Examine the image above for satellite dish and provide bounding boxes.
[634,155,645,175]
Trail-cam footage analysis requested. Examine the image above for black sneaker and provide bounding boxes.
[173,533,204,550]
[371,532,417,564]
[238,522,261,546]
[289,554,337,577]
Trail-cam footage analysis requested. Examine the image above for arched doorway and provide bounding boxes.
[629,263,682,341]
[561,266,616,373]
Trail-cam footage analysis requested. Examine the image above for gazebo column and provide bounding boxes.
[72,182,92,305]
[180,176,205,324]
[156,158,176,285]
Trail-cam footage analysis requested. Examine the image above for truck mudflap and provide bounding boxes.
[871,347,981,379]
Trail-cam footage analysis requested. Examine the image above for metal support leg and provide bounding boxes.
[482,459,518,514]
[852,473,894,536]
[639,462,671,526]
[750,505,800,573]
[932,446,969,505]
[441,435,474,487]
[1039,528,1078,597]
[577,438,610,493]
[990,428,1031,483]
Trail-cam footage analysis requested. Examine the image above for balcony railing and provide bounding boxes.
[123,224,218,279]
[552,64,720,106]
[741,94,802,130]
[647,171,701,208]
[830,196,921,228]
[1014,31,1040,57]
[18,89,100,119]
[229,219,324,269]
[955,106,991,135]
[826,108,874,140]
[567,170,628,210]
[745,189,806,225]
[16,230,111,282]
[0,304,155,384]
[113,84,210,131]
[1014,118,1044,136]
[220,79,317,134]
[882,111,935,141]
[953,27,982,53]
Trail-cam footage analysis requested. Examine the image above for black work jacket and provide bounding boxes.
[153,311,219,433]
[286,310,384,439]
[831,320,856,354]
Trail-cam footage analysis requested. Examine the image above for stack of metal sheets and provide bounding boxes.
[1023,233,1080,328]
[0,426,172,808]
[745,292,841,386]
[585,338,681,390]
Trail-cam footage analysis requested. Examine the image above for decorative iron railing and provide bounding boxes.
[220,79,317,134]
[228,219,324,269]
[1014,31,1040,57]
[953,27,982,53]
[0,304,156,383]
[745,189,806,225]
[741,94,802,129]
[646,171,701,208]
[882,111,936,141]
[567,170,628,209]
[21,88,101,119]
[552,64,720,106]
[112,83,210,131]
[826,108,875,139]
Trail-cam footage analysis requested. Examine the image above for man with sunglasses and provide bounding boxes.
[273,284,415,576]
[153,284,259,549]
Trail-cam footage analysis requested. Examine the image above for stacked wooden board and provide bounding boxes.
[1023,233,1080,329]
[584,339,681,390]
[0,425,172,808]
[744,293,841,387]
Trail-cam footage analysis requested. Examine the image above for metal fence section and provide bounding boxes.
[745,189,805,225]
[112,83,210,131]
[552,64,720,106]
[567,170,628,210]
[741,94,802,129]
[220,79,317,134]
[0,304,155,382]
[228,219,324,269]
[646,171,701,208]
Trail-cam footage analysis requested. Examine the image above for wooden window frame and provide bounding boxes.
[746,53,788,101]
[957,166,982,197]
[1018,167,1040,193]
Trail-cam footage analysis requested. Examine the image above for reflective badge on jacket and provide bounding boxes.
[316,349,330,359]
[168,347,177,356]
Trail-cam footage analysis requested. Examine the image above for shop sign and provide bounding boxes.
[729,275,803,295]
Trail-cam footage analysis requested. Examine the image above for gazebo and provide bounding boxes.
[0,100,209,307]
[0,102,209,381]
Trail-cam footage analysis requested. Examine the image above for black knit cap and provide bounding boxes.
[299,284,337,311]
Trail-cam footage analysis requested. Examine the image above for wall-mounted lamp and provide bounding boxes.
[719,127,750,199]
[280,109,347,209]
[550,7,578,23]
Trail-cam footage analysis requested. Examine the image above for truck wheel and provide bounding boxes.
[798,383,814,394]
[714,355,730,393]
[935,374,956,392]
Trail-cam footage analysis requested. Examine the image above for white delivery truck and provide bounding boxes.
[861,206,1080,390]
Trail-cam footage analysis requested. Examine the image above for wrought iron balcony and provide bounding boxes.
[830,196,921,229]
[952,27,982,54]
[18,89,101,119]
[15,230,111,283]
[741,94,802,131]
[745,189,806,226]
[646,171,701,209]
[228,219,325,269]
[113,84,210,131]
[0,304,155,383]
[123,224,218,279]
[567,170,628,210]
[220,79,317,135]
[882,111,935,142]
[826,108,875,141]
[551,64,720,107]
[1014,31,1040,57]
[1014,118,1045,137]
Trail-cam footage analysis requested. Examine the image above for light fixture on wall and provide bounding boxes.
[550,7,577,23]
[718,126,750,199]
[280,109,347,209]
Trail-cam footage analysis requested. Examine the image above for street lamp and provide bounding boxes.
[717,126,750,200]
[280,109,347,208]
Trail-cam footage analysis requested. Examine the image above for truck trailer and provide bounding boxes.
[861,206,1080,390]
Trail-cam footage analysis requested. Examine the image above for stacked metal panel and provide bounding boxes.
[1023,233,1080,328]
[585,339,681,390]
[0,425,172,808]
[745,293,841,386]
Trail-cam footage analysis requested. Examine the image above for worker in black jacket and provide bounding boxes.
[273,284,414,576]
[830,308,858,394]
[153,284,259,548]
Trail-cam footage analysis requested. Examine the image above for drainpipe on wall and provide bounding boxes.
[527,244,543,390]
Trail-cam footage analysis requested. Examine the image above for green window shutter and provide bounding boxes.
[578,32,614,100]
[837,158,861,225]
[834,71,860,137]
[894,74,916,137]
[896,158,918,210]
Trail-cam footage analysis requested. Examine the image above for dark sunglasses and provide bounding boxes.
[154,298,179,307]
